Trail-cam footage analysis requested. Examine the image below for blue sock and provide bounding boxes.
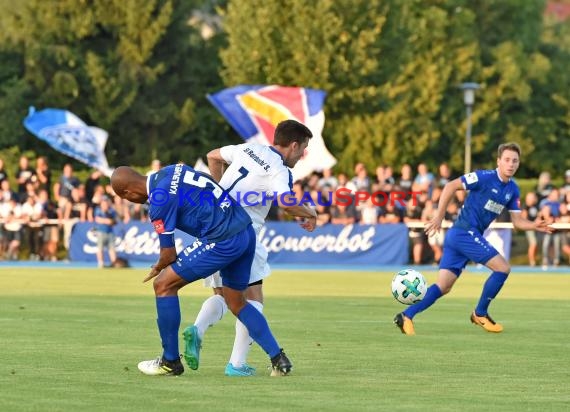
[237,303,280,358]
[403,284,443,319]
[156,296,181,361]
[475,271,508,316]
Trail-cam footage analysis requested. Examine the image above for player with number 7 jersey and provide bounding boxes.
[182,119,318,377]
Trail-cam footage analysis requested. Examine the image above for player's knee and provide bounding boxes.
[225,297,246,316]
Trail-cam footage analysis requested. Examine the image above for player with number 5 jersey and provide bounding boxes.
[183,120,318,377]
[110,163,293,377]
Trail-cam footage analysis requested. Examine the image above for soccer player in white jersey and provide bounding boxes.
[182,119,318,376]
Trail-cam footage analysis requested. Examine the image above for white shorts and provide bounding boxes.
[203,238,270,288]
[428,229,445,247]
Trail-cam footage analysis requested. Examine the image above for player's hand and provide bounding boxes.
[143,265,161,283]
[534,217,555,234]
[424,216,443,237]
[299,216,317,232]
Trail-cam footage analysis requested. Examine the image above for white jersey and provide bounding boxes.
[219,142,293,233]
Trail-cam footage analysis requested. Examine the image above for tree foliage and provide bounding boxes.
[220,0,569,175]
[0,0,225,169]
[0,0,569,177]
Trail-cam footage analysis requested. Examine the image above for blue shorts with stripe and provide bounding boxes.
[439,227,499,276]
[171,224,256,291]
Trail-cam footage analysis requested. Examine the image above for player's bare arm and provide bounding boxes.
[276,193,318,232]
[425,178,463,237]
[144,246,177,282]
[206,149,228,182]
[510,211,555,234]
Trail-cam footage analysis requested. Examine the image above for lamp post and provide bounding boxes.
[459,82,480,174]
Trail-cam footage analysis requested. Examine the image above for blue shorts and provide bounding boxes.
[439,227,499,276]
[172,225,256,291]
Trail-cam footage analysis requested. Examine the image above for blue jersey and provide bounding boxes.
[454,169,520,234]
[147,164,252,248]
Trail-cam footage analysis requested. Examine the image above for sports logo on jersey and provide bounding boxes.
[207,85,336,180]
[152,219,165,234]
[464,172,478,184]
[505,192,512,202]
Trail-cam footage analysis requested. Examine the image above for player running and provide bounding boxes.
[394,143,554,335]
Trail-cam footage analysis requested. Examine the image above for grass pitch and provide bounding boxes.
[0,267,569,411]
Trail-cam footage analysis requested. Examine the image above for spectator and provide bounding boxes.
[561,169,570,199]
[330,191,357,224]
[0,158,8,185]
[413,163,434,197]
[436,162,452,188]
[2,198,23,260]
[21,192,43,260]
[93,196,118,268]
[378,201,404,224]
[38,189,59,261]
[54,163,80,214]
[317,168,338,191]
[359,197,380,225]
[34,156,52,195]
[540,189,562,268]
[15,155,36,201]
[521,191,540,266]
[85,170,103,219]
[535,171,554,204]
[146,159,161,176]
[351,162,370,191]
[398,164,413,196]
[0,179,16,203]
[404,194,426,265]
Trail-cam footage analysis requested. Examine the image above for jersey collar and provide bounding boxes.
[495,168,510,183]
[269,146,285,164]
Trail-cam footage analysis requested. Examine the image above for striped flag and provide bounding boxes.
[207,85,336,180]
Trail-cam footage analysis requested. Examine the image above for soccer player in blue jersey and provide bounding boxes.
[394,143,554,335]
[110,164,292,376]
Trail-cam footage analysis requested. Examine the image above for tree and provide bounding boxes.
[0,0,226,168]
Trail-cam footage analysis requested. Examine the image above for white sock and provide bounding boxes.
[229,299,263,368]
[194,294,228,338]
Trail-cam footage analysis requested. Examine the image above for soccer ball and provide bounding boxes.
[391,269,428,305]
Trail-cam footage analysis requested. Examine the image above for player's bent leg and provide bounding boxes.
[395,269,457,335]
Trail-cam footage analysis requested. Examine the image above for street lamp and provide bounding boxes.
[459,82,480,174]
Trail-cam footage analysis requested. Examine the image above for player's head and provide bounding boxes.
[497,142,521,178]
[273,120,313,168]
[111,166,148,204]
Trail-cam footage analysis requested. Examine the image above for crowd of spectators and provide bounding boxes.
[1,155,569,266]
[0,155,150,261]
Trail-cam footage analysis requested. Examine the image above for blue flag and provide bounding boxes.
[23,107,113,176]
[207,85,336,180]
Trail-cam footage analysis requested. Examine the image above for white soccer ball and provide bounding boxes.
[391,269,428,305]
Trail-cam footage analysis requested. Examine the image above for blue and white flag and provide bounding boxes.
[207,85,336,180]
[23,107,113,176]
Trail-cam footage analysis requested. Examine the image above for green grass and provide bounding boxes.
[0,267,569,411]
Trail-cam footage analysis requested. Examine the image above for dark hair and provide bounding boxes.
[498,142,521,158]
[273,120,313,146]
